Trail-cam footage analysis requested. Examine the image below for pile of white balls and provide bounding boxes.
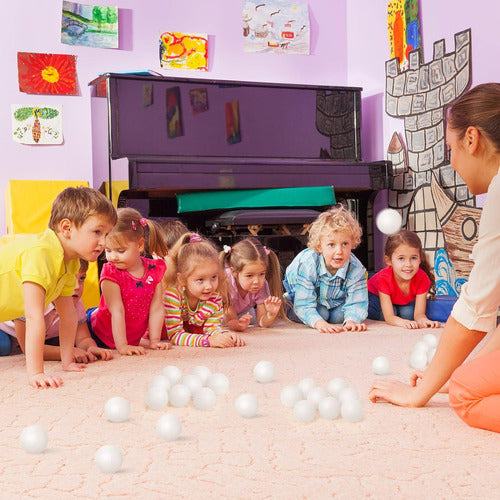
[280,376,364,423]
[409,333,438,370]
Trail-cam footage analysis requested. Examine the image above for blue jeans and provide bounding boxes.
[0,329,13,356]
[368,292,415,321]
[285,298,344,325]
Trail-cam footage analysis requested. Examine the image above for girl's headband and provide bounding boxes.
[223,245,231,254]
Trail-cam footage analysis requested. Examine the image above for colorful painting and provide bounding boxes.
[12,105,63,145]
[225,100,241,145]
[387,0,421,70]
[243,0,310,55]
[61,1,118,49]
[17,52,78,95]
[160,32,208,71]
[189,88,209,114]
[166,87,183,138]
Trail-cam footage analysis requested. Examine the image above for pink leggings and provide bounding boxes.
[448,349,500,433]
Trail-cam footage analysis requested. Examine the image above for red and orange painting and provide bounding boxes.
[17,52,78,95]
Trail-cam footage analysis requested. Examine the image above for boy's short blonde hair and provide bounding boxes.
[307,205,363,251]
[48,186,117,231]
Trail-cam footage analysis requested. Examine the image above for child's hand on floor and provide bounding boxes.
[209,331,246,348]
[416,318,442,329]
[314,319,344,334]
[117,344,146,356]
[148,341,172,350]
[29,372,64,389]
[87,345,113,361]
[73,347,95,363]
[343,320,367,332]
[410,370,449,393]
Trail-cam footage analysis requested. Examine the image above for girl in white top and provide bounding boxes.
[369,83,500,433]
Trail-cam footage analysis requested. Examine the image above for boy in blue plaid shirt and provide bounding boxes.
[283,205,368,333]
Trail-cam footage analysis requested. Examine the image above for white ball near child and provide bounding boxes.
[162,365,183,385]
[318,397,341,420]
[156,414,182,441]
[409,349,428,370]
[306,387,328,408]
[235,393,258,418]
[19,424,48,454]
[182,374,203,394]
[146,386,169,410]
[253,360,276,383]
[206,373,229,395]
[422,333,439,349]
[94,445,123,473]
[192,365,212,386]
[280,385,303,408]
[104,396,131,423]
[372,356,391,376]
[193,387,217,410]
[148,375,171,392]
[338,387,360,403]
[327,377,348,398]
[341,399,364,422]
[298,377,317,398]
[376,209,402,235]
[169,384,191,407]
[293,399,316,423]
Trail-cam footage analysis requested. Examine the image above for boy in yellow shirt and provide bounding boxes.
[0,187,116,388]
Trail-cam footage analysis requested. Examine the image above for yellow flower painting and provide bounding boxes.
[159,32,208,71]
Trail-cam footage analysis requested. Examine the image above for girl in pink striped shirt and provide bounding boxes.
[163,233,245,348]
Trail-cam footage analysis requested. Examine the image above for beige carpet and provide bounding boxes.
[1,319,499,499]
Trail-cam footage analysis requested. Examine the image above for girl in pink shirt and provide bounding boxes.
[367,229,440,329]
[221,237,284,331]
[88,208,170,355]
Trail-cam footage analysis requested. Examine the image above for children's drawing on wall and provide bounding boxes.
[387,0,421,71]
[166,86,183,139]
[385,27,477,296]
[242,0,310,55]
[189,88,209,114]
[225,100,242,145]
[159,32,208,71]
[17,52,78,96]
[61,1,118,49]
[11,105,63,145]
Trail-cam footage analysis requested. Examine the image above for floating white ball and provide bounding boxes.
[182,374,203,394]
[280,385,303,408]
[327,377,348,397]
[341,399,364,422]
[94,445,123,473]
[422,333,438,349]
[162,365,182,385]
[206,373,229,395]
[376,208,402,235]
[19,424,48,454]
[193,387,217,410]
[146,386,169,410]
[306,386,328,408]
[104,396,131,423]
[318,396,341,420]
[338,387,360,403]
[413,340,429,353]
[298,377,317,398]
[156,414,182,441]
[235,393,258,418]
[409,349,428,370]
[253,360,276,383]
[192,365,211,385]
[169,384,191,407]
[372,356,391,376]
[149,374,171,392]
[293,399,316,423]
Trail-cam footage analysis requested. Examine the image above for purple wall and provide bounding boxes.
[1,0,498,235]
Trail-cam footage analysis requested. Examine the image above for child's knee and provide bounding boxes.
[0,330,13,356]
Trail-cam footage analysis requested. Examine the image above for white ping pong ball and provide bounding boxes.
[280,385,303,408]
[206,373,229,395]
[235,393,258,418]
[169,384,191,407]
[253,360,276,383]
[94,445,123,473]
[156,414,182,441]
[318,397,341,420]
[293,399,316,423]
[19,424,48,454]
[376,208,402,235]
[372,356,391,376]
[193,387,217,410]
[162,365,182,385]
[104,396,131,423]
[146,386,169,410]
[327,377,348,397]
[341,399,364,422]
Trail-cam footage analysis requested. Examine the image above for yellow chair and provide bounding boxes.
[99,180,129,208]
[4,180,101,308]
